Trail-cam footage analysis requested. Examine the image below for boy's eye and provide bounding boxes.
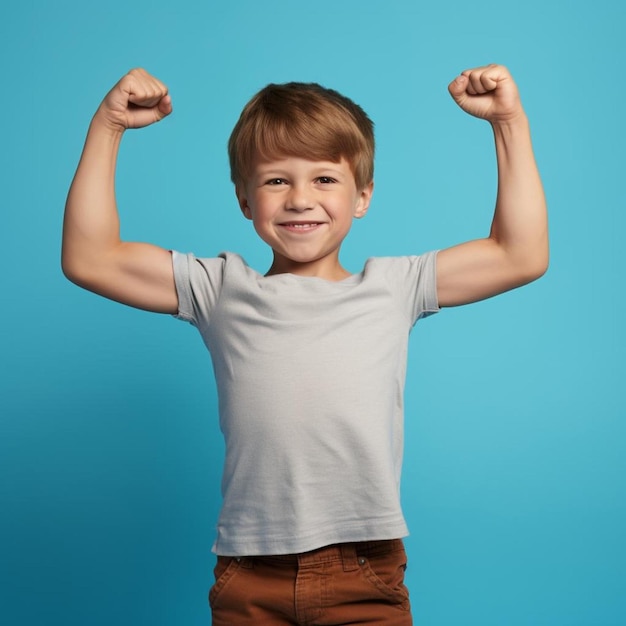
[266,178,287,185]
[317,176,336,184]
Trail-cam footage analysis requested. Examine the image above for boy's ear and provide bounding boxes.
[236,187,252,220]
[353,180,374,219]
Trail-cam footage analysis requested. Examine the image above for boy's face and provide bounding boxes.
[237,156,373,280]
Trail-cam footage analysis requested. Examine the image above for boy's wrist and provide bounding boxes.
[489,111,529,134]
[490,113,533,150]
[90,109,127,139]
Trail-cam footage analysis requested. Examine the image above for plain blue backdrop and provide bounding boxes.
[1,1,624,624]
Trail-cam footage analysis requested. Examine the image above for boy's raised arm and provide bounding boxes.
[436,64,549,307]
[62,68,178,313]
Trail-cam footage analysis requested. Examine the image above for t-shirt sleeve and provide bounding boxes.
[376,251,440,326]
[171,250,226,326]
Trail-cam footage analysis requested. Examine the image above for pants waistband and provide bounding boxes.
[235,539,405,572]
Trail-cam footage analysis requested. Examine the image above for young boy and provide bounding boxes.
[62,64,548,625]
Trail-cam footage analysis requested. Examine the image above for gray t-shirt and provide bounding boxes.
[172,251,439,556]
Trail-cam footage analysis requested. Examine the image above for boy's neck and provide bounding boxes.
[265,254,352,281]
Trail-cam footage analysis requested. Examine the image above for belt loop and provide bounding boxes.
[340,543,359,572]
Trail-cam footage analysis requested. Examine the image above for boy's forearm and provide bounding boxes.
[489,114,549,278]
[62,114,125,282]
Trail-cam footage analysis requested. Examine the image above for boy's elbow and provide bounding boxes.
[61,258,87,288]
[61,251,97,291]
[533,242,550,279]
[519,248,549,285]
[501,242,549,290]
[536,255,549,280]
[61,248,80,284]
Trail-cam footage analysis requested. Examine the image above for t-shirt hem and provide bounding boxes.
[212,522,410,557]
[170,250,195,323]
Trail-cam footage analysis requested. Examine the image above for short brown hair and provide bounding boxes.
[228,82,374,190]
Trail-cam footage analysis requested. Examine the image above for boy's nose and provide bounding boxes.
[287,185,313,211]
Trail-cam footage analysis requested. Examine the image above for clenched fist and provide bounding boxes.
[95,68,172,132]
[448,64,524,124]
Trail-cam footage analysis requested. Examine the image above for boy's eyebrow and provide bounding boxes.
[255,162,347,177]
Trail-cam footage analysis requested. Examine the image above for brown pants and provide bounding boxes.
[209,539,412,625]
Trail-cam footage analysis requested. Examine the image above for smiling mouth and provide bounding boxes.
[279,222,324,231]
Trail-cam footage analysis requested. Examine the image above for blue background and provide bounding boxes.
[2,1,624,624]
